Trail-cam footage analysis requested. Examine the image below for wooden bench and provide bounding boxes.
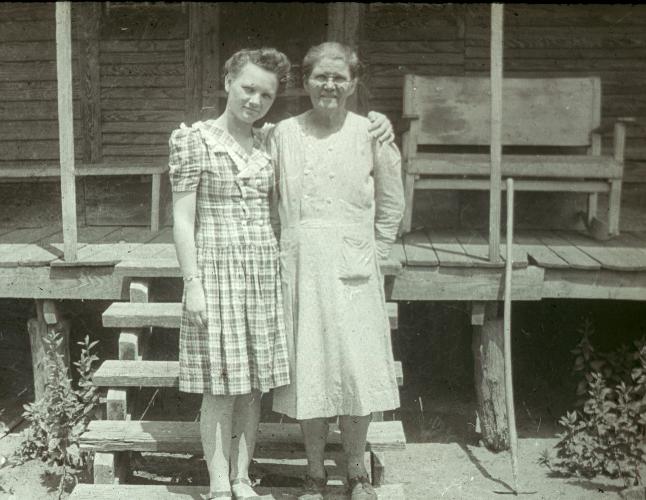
[0,162,167,231]
[400,76,632,236]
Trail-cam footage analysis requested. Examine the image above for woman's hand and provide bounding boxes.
[367,111,395,144]
[185,279,208,329]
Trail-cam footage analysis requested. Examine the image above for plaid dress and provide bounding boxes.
[168,120,290,395]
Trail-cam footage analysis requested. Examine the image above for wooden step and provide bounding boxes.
[80,420,405,454]
[69,483,405,499]
[103,303,182,329]
[93,360,404,388]
[103,302,399,330]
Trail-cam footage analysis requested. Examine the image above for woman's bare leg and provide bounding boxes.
[339,414,371,479]
[230,390,262,497]
[300,417,329,480]
[201,394,235,495]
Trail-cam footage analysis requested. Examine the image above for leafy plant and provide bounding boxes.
[541,323,646,488]
[15,330,100,496]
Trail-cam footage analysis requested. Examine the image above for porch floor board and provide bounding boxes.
[0,225,644,301]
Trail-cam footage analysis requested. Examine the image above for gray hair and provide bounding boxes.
[302,42,360,80]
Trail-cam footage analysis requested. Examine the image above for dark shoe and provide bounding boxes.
[297,473,327,500]
[348,475,377,500]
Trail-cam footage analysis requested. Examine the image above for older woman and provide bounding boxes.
[270,42,404,500]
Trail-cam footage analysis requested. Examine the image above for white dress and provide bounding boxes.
[270,112,405,419]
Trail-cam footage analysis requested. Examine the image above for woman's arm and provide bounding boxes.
[168,126,207,329]
[373,140,405,260]
[173,191,208,329]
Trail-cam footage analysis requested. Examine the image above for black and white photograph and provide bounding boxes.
[0,3,645,499]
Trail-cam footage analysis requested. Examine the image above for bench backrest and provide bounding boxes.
[403,76,601,147]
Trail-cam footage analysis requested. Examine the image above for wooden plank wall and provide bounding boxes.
[363,4,646,232]
[0,3,84,228]
[0,3,82,165]
[2,4,645,231]
[85,4,188,226]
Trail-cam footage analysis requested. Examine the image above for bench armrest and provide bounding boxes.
[590,116,637,135]
[397,113,420,135]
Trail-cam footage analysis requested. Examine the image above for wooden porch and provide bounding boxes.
[1,224,645,302]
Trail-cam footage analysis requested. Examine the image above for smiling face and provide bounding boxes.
[305,56,356,113]
[225,62,279,124]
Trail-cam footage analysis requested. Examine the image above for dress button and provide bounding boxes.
[326,198,332,204]
[329,172,335,179]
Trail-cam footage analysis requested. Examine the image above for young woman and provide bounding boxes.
[170,48,394,500]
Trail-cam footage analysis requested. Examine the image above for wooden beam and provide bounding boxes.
[93,452,127,485]
[55,2,78,261]
[471,301,486,326]
[129,279,150,303]
[201,3,220,120]
[472,302,509,451]
[27,300,70,401]
[327,3,365,113]
[390,266,544,302]
[118,329,144,361]
[106,389,130,421]
[77,2,102,163]
[184,2,202,124]
[488,4,504,264]
[80,420,406,454]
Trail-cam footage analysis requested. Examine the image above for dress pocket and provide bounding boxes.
[339,236,374,281]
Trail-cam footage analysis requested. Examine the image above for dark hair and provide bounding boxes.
[302,42,360,80]
[224,48,291,91]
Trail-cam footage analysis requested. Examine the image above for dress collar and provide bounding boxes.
[194,120,270,179]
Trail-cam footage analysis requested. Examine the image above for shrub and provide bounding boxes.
[16,331,100,468]
[540,322,646,488]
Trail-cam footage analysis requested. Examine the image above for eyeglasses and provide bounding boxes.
[309,74,351,88]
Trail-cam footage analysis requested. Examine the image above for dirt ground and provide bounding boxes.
[1,298,644,499]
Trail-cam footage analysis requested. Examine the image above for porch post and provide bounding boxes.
[488,3,503,263]
[55,1,78,261]
[473,4,511,452]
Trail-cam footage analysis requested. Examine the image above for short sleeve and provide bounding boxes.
[168,126,203,192]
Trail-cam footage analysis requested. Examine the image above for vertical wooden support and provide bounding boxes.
[93,451,127,484]
[609,121,627,236]
[370,451,386,487]
[488,4,503,264]
[127,279,151,361]
[472,302,509,451]
[56,2,78,261]
[185,2,203,125]
[587,77,602,225]
[27,300,70,402]
[201,3,221,120]
[129,279,151,303]
[400,75,420,235]
[471,302,486,326]
[118,329,143,361]
[150,173,161,232]
[78,2,102,163]
[327,3,365,113]
[106,389,130,421]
